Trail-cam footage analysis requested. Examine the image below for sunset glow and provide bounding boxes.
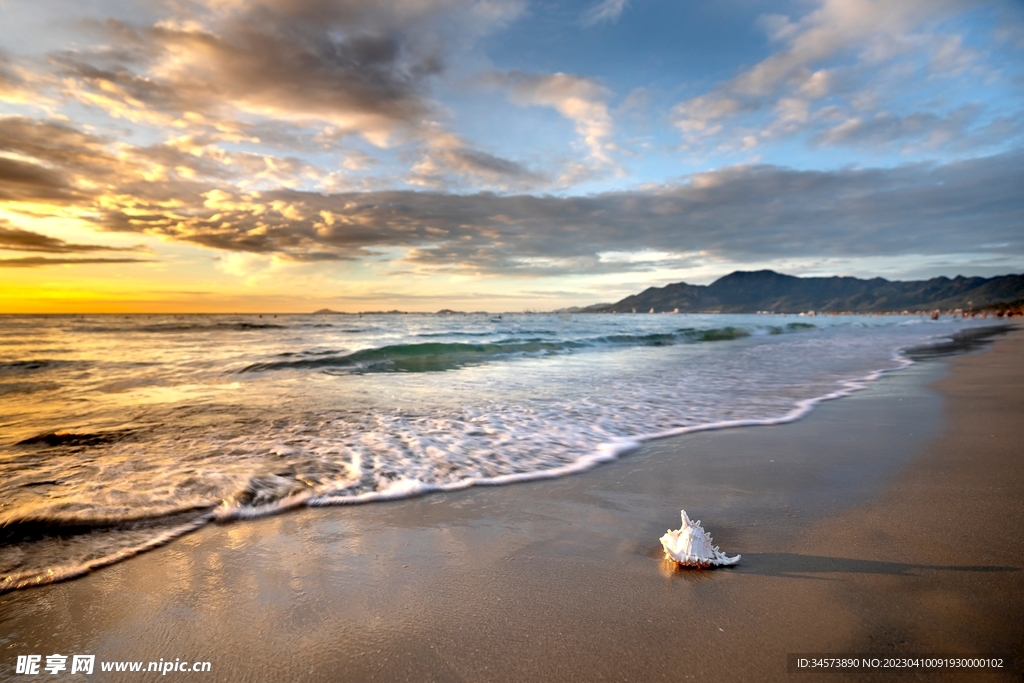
[1,0,1022,312]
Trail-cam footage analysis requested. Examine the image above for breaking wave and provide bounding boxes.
[239,324,809,374]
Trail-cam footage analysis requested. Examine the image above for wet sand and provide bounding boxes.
[2,329,1021,682]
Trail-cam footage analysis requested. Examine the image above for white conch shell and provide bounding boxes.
[660,510,740,568]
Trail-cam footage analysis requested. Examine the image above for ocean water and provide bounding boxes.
[0,312,1000,592]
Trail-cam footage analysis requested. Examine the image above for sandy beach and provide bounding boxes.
[3,328,1022,682]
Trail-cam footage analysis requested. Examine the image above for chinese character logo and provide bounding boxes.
[16,653,95,675]
[44,655,68,675]
[16,655,41,675]
[71,655,95,674]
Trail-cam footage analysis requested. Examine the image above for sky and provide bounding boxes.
[0,0,1022,312]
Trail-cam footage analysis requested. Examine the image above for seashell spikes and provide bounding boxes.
[660,510,740,568]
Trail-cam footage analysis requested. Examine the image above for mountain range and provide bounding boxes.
[585,270,1024,314]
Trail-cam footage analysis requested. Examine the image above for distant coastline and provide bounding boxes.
[585,269,1024,315]
[310,270,1024,317]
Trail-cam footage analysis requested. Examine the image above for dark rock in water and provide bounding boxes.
[16,430,129,447]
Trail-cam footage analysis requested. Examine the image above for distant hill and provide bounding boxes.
[594,270,1024,314]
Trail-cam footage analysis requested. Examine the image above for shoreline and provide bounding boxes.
[2,328,1021,681]
[4,324,1005,595]
[2,321,983,593]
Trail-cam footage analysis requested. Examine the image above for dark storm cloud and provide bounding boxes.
[408,133,548,190]
[448,149,539,181]
[0,156,77,202]
[0,222,142,254]
[56,1,458,142]
[812,105,983,148]
[153,19,434,124]
[814,106,1024,156]
[90,148,1024,273]
[6,115,1020,275]
[0,115,315,199]
[0,115,108,162]
[50,46,184,114]
[0,256,153,267]
[46,0,537,186]
[0,116,119,199]
[0,117,110,202]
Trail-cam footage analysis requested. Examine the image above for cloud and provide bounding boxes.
[20,0,555,193]
[0,114,330,207]
[812,104,982,149]
[83,147,1024,275]
[407,127,546,189]
[670,0,1004,153]
[4,114,1021,275]
[0,156,79,203]
[56,17,431,146]
[672,94,743,135]
[731,0,974,98]
[582,0,629,27]
[52,0,523,149]
[0,222,143,254]
[0,256,153,267]
[6,0,627,194]
[0,51,36,104]
[486,71,615,167]
[0,115,124,201]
